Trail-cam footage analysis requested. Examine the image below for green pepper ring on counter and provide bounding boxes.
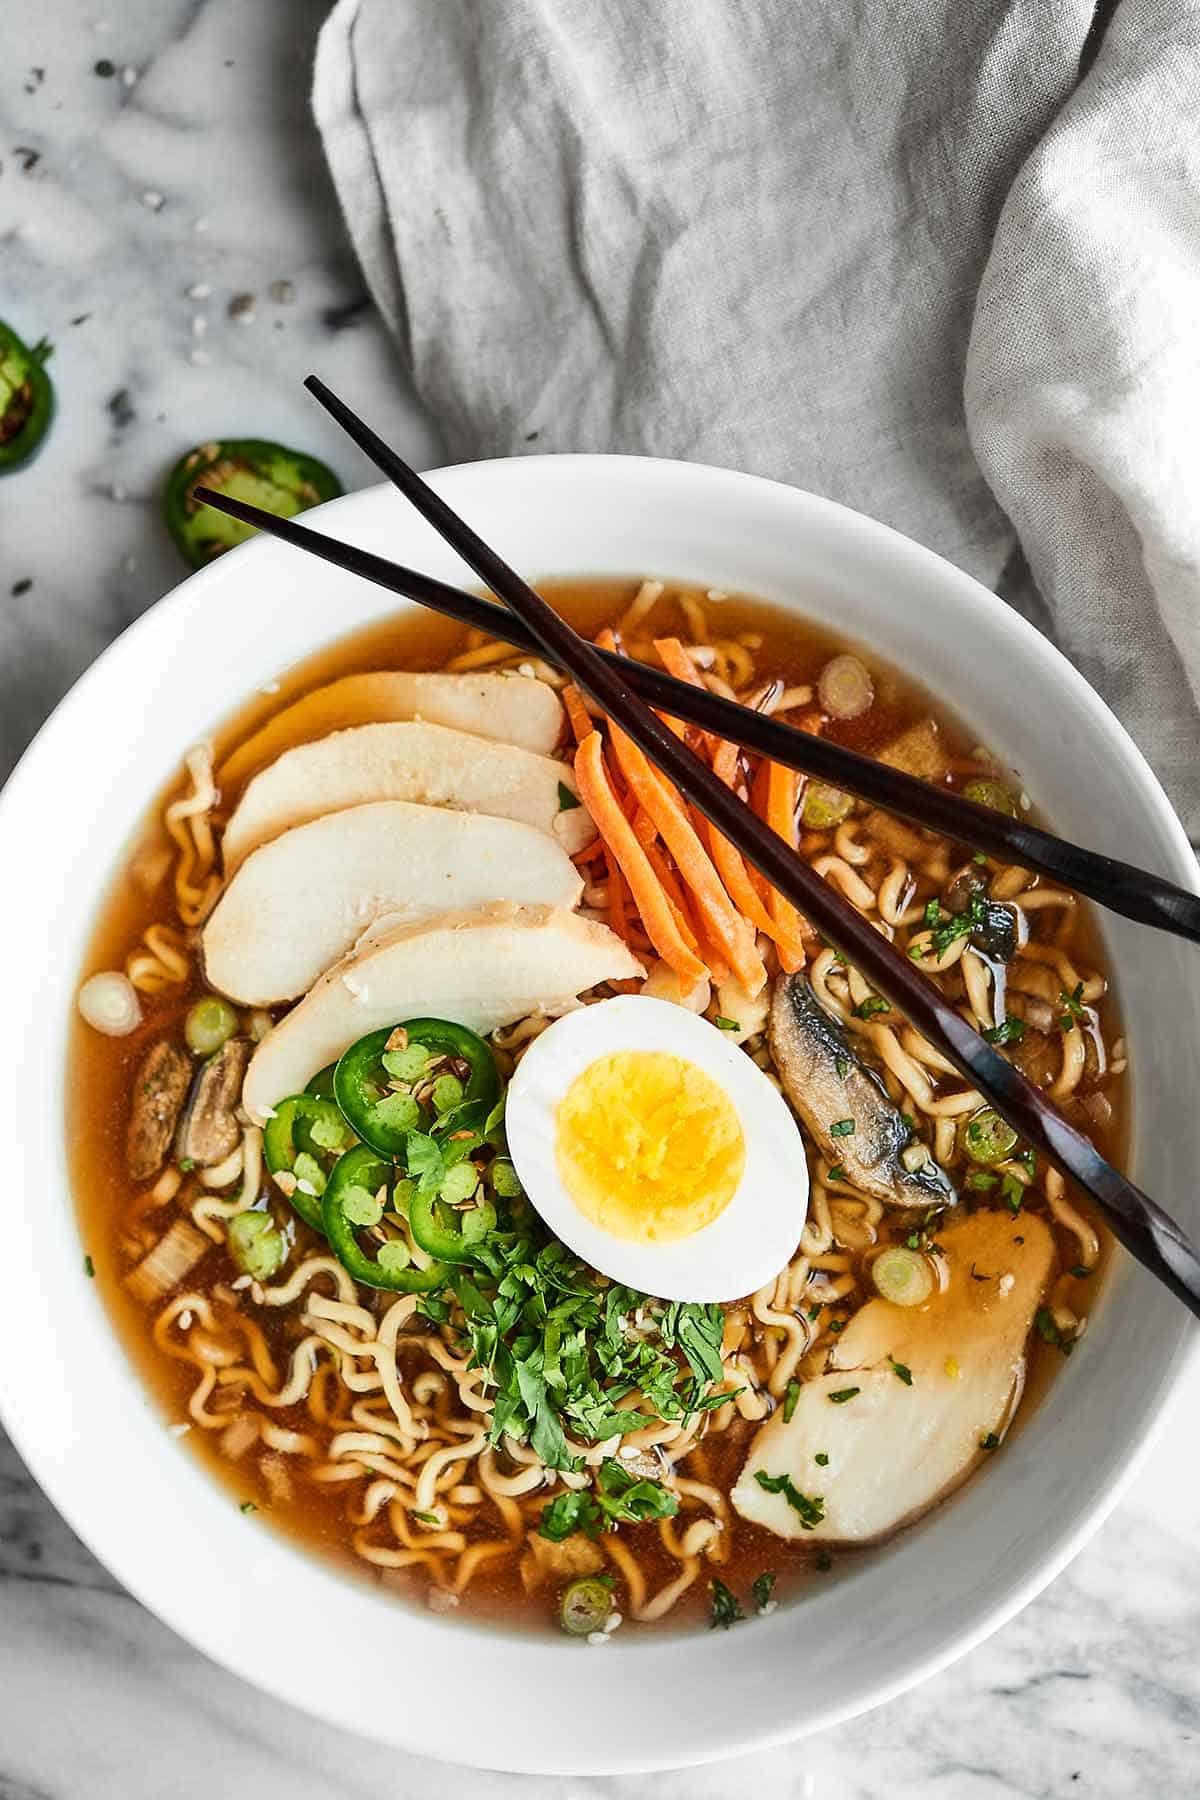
[0,319,55,474]
[163,437,342,568]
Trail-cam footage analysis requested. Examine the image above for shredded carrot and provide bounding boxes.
[766,760,807,972]
[562,683,595,747]
[607,859,629,941]
[652,636,714,753]
[703,739,808,966]
[574,733,705,984]
[608,722,766,996]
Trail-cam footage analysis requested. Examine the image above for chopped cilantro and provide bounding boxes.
[854,996,890,1020]
[828,1387,860,1405]
[556,781,582,812]
[1001,1173,1025,1214]
[539,1489,600,1543]
[753,1470,825,1530]
[908,942,927,960]
[713,1016,741,1032]
[783,1380,801,1423]
[829,1319,845,1333]
[930,892,986,957]
[240,1500,257,1514]
[412,1509,441,1527]
[752,1571,777,1612]
[972,851,988,865]
[710,1577,744,1629]
[923,898,942,929]
[888,1355,913,1387]
[830,1118,855,1138]
[1057,982,1087,1031]
[835,1056,850,1080]
[178,1157,195,1173]
[83,1254,95,1278]
[983,1015,1025,1046]
[1035,1307,1069,1351]
[966,1170,998,1192]
[827,1164,848,1184]
[814,1452,829,1466]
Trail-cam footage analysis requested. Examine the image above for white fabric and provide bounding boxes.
[314,0,1200,836]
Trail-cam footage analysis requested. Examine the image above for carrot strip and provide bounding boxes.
[574,733,705,984]
[703,740,807,964]
[562,684,595,747]
[652,637,714,753]
[608,722,766,996]
[766,761,807,972]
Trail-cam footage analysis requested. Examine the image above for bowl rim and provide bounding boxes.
[2,451,1197,1774]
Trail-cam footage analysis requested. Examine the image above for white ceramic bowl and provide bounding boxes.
[1,457,1197,1774]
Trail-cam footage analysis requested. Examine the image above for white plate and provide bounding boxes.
[0,456,1196,1773]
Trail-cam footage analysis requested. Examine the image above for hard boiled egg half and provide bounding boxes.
[504,995,809,1302]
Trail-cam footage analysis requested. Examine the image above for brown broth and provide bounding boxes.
[68,578,1123,1634]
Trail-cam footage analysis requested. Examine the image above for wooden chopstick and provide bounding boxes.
[194,485,1200,950]
[286,374,1200,1322]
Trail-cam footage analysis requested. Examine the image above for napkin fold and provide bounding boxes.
[315,0,1200,837]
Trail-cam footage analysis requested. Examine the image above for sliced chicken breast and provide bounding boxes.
[732,1210,1054,1543]
[219,669,565,788]
[221,720,593,872]
[241,902,644,1121]
[203,801,583,1005]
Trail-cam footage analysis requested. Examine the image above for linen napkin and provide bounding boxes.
[314,0,1200,838]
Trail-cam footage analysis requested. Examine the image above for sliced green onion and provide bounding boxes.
[962,779,1017,816]
[227,1210,286,1281]
[185,995,239,1057]
[963,1108,1019,1166]
[871,1245,934,1308]
[801,782,854,830]
[559,1575,613,1637]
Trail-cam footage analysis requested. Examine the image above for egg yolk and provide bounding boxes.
[554,1051,745,1243]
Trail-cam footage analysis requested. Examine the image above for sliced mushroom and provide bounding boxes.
[176,1036,251,1168]
[126,1039,191,1181]
[768,973,956,1210]
[731,1210,1055,1543]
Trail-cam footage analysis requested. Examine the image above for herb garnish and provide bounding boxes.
[752,1571,777,1612]
[979,1432,1000,1451]
[888,1354,913,1386]
[854,996,890,1020]
[1001,1173,1025,1213]
[830,1118,855,1138]
[240,1500,257,1514]
[1057,982,1087,1031]
[753,1470,825,1530]
[538,1459,680,1541]
[556,781,582,812]
[713,1016,741,1032]
[1035,1307,1072,1353]
[412,1509,441,1527]
[929,892,987,958]
[835,1056,850,1080]
[710,1577,744,1629]
[983,1015,1025,1046]
[828,1387,860,1405]
[83,1254,95,1278]
[966,1170,997,1192]
[814,1452,829,1466]
[443,1236,734,1470]
[826,1164,847,1184]
[815,1551,833,1571]
[783,1380,801,1423]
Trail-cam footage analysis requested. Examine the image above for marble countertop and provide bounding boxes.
[2,3,1198,1795]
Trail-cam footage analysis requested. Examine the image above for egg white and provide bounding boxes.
[504,995,810,1302]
